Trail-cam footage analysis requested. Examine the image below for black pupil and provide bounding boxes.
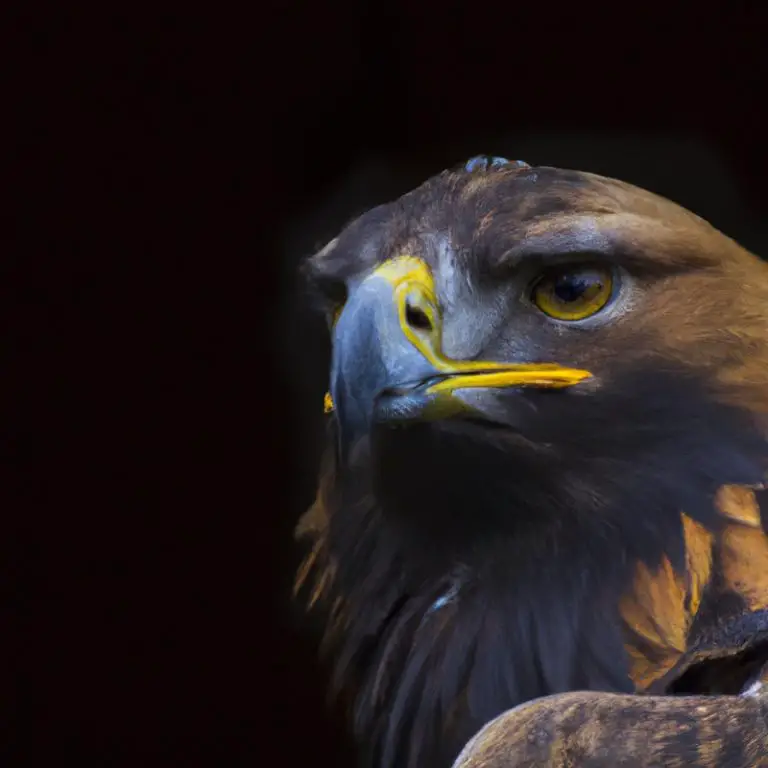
[553,273,598,303]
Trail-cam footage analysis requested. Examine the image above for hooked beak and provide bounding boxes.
[327,256,591,450]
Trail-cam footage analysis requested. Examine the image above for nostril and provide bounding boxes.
[405,301,433,331]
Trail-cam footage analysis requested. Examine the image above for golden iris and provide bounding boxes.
[531,265,614,321]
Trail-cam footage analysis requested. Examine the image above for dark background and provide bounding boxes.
[18,5,765,766]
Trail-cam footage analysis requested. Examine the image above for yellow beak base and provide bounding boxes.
[323,256,593,416]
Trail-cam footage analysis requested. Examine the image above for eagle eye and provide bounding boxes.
[530,264,614,321]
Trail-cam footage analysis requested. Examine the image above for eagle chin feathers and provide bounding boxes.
[297,367,768,768]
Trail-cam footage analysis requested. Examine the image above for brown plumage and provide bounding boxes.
[452,689,768,767]
[295,157,768,767]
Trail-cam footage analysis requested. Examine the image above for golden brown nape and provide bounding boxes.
[294,156,768,768]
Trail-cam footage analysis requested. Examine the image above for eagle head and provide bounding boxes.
[295,158,768,768]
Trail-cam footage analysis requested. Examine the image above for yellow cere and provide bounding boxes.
[376,257,593,392]
[322,256,594,415]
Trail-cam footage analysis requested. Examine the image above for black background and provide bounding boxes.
[17,4,765,766]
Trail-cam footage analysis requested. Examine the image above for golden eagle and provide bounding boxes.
[294,156,768,767]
